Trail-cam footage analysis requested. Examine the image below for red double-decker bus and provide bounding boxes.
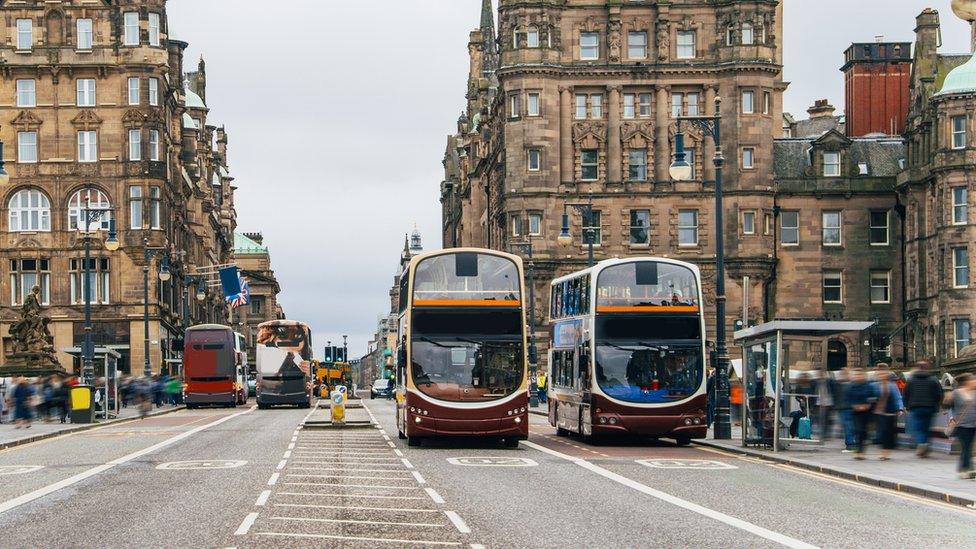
[183,324,247,408]
[395,249,529,448]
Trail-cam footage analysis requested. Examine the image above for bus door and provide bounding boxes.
[578,341,593,436]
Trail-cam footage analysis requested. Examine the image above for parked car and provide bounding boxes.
[370,378,391,399]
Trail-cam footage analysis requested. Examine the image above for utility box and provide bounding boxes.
[70,385,95,424]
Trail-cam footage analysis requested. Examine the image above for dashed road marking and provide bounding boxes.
[276,460,287,471]
[255,490,271,507]
[425,488,445,504]
[267,472,279,486]
[444,511,471,534]
[234,512,259,536]
[394,449,404,457]
[412,471,427,484]
[283,482,420,490]
[277,492,427,500]
[271,516,446,527]
[274,503,442,513]
[255,532,461,545]
[402,458,414,469]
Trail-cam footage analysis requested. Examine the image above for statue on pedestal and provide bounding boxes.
[1,286,63,376]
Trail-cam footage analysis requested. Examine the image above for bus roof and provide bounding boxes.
[550,257,701,286]
[407,247,523,271]
[258,320,311,329]
[186,324,233,332]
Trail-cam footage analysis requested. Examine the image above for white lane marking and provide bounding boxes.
[234,512,260,536]
[522,441,818,549]
[0,406,255,516]
[287,443,295,450]
[637,459,738,470]
[283,451,292,459]
[402,458,414,469]
[379,430,388,435]
[276,460,287,471]
[388,441,396,448]
[255,532,460,546]
[283,482,419,490]
[0,466,44,476]
[444,511,471,534]
[446,457,537,467]
[394,449,404,457]
[289,467,408,474]
[412,471,426,484]
[267,472,280,486]
[287,474,414,481]
[255,490,272,507]
[274,503,441,513]
[383,434,391,441]
[271,516,444,527]
[425,488,445,504]
[290,437,297,443]
[471,544,487,549]
[277,492,426,500]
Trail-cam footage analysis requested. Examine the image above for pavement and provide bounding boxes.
[0,397,973,547]
[0,404,185,449]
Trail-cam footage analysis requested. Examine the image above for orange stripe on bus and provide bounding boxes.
[596,305,700,313]
[414,299,522,307]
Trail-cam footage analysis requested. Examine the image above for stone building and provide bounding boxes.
[898,8,976,366]
[443,0,788,362]
[233,232,284,366]
[0,1,237,374]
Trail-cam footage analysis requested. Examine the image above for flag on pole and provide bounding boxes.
[219,266,242,298]
[228,272,250,309]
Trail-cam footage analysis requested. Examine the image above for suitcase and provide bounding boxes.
[797,416,813,440]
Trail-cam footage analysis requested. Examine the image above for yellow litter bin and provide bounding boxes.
[70,385,95,424]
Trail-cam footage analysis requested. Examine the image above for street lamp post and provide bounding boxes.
[509,220,539,407]
[143,238,171,378]
[670,96,732,440]
[556,191,596,268]
[342,335,348,363]
[80,192,119,385]
[182,274,208,334]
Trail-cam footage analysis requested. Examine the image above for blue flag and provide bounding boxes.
[219,266,242,299]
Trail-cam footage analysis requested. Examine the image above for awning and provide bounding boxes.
[734,320,876,342]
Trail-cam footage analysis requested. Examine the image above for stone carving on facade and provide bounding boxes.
[656,20,670,61]
[0,286,62,376]
[71,109,103,129]
[572,121,607,143]
[608,20,622,62]
[123,109,147,126]
[11,110,43,131]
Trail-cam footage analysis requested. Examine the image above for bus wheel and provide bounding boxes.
[675,436,691,446]
[407,436,423,448]
[398,430,407,440]
[503,438,520,449]
[556,427,570,437]
[257,403,268,410]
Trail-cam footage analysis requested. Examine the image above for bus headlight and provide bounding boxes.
[609,417,618,425]
[692,417,701,425]
[514,417,522,424]
[415,416,422,424]
[599,417,607,424]
[685,418,693,426]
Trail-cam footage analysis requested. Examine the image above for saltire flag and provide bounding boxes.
[228,272,250,309]
[219,266,242,298]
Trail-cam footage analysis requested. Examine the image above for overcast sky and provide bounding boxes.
[166,1,971,359]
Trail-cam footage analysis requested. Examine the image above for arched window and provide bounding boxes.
[8,188,51,232]
[68,188,113,231]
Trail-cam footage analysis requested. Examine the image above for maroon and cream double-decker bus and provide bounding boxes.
[394,249,529,448]
[548,258,707,444]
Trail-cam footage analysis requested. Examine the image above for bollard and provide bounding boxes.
[330,388,346,425]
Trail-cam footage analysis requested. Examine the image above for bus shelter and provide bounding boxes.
[733,321,875,451]
[64,346,121,419]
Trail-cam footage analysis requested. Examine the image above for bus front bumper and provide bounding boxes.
[592,412,708,439]
[185,392,235,405]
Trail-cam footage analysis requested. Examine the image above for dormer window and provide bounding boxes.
[823,152,841,177]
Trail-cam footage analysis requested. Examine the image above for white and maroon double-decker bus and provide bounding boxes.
[548,257,707,444]
[394,249,529,448]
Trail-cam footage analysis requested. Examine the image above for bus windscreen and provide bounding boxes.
[410,309,524,402]
[185,330,235,379]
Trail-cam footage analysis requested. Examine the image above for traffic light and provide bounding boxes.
[324,347,334,363]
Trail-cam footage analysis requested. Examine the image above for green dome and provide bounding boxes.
[937,53,976,96]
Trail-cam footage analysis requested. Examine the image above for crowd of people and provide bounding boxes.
[0,373,185,428]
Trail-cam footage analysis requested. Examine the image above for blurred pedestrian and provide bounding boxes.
[386,377,394,400]
[873,367,905,461]
[730,381,743,426]
[904,360,944,457]
[11,377,36,429]
[706,369,716,428]
[40,376,55,422]
[166,376,182,406]
[834,368,856,452]
[846,368,877,460]
[152,376,164,408]
[54,376,69,423]
[946,373,976,479]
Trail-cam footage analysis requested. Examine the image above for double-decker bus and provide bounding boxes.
[183,325,247,408]
[255,320,314,409]
[548,258,707,444]
[395,249,529,448]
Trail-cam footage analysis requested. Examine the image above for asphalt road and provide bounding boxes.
[0,397,973,548]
